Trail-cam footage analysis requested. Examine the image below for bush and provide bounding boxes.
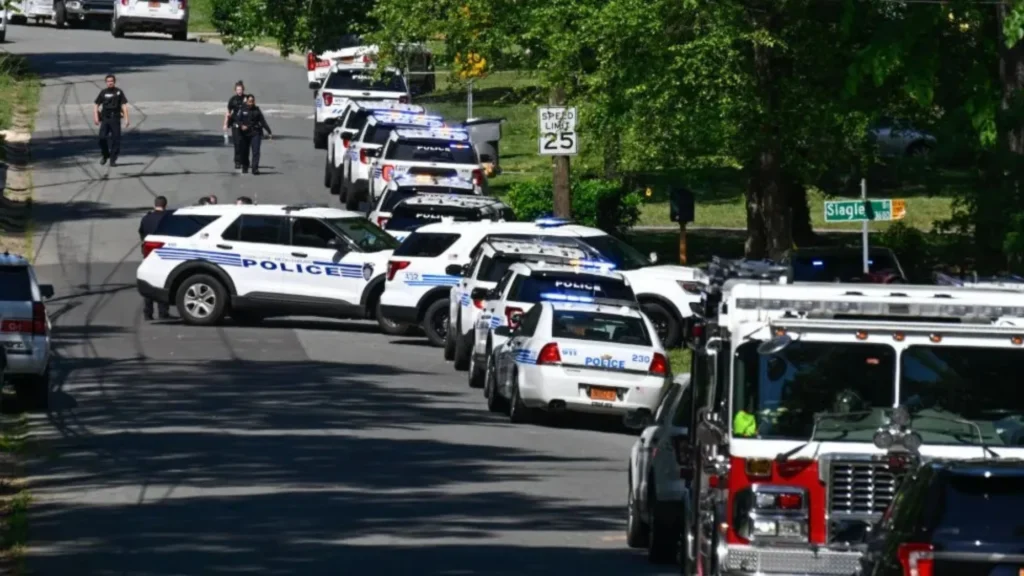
[504,176,642,235]
[878,221,931,282]
[209,0,236,36]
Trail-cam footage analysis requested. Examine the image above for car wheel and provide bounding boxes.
[329,164,342,196]
[626,474,650,548]
[0,30,6,43]
[324,154,333,188]
[467,346,486,389]
[647,490,679,564]
[13,369,50,412]
[641,300,681,349]
[344,184,361,211]
[172,28,187,41]
[453,321,471,371]
[375,299,413,336]
[176,274,227,326]
[484,356,508,413]
[508,371,534,424]
[54,3,66,27]
[421,299,448,348]
[443,316,456,361]
[110,16,124,37]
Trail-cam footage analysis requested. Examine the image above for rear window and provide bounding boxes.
[933,472,1024,541]
[510,274,636,303]
[0,267,32,301]
[386,205,480,231]
[344,111,371,134]
[153,213,217,238]
[476,255,518,282]
[386,139,477,164]
[551,310,651,346]
[392,232,461,257]
[791,251,901,282]
[365,125,395,146]
[380,188,474,212]
[325,70,406,92]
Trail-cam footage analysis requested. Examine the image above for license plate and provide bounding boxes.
[148,1,159,7]
[588,386,617,401]
[3,342,26,350]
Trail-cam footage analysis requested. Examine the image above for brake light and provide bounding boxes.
[342,138,350,149]
[363,55,372,64]
[505,306,524,328]
[473,299,484,309]
[537,342,561,365]
[360,148,369,164]
[121,0,127,5]
[306,51,316,71]
[32,302,47,335]
[471,169,484,186]
[377,216,389,228]
[649,352,668,376]
[898,543,934,576]
[322,92,333,106]
[382,165,395,181]
[179,0,186,8]
[777,493,803,510]
[141,241,164,258]
[386,260,410,281]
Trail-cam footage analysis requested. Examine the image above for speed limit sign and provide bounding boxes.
[538,107,578,156]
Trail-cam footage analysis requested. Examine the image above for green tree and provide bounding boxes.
[209,0,375,55]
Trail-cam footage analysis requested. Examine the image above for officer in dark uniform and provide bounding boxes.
[222,80,247,169]
[138,195,171,320]
[235,94,273,175]
[93,74,129,166]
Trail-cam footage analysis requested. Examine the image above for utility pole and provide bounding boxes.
[551,85,571,218]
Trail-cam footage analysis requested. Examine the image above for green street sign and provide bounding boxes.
[824,199,906,223]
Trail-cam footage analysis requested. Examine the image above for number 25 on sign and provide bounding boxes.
[538,106,578,156]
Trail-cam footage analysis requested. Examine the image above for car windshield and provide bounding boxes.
[385,205,481,231]
[932,472,1024,541]
[790,251,901,282]
[326,70,406,92]
[551,310,652,346]
[324,218,399,252]
[387,139,477,164]
[900,345,1024,446]
[732,341,897,441]
[578,234,652,271]
[511,274,636,303]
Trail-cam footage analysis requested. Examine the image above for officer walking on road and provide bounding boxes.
[222,80,247,169]
[93,74,130,166]
[138,195,171,321]
[235,94,273,175]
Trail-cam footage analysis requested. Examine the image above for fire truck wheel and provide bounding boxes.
[647,494,679,563]
[626,477,649,548]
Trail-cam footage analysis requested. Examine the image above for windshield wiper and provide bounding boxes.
[776,410,876,463]
[909,410,1001,459]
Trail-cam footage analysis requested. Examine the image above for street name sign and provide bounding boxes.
[824,199,906,223]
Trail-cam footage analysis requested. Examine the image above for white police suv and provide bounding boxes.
[136,204,400,327]
[447,237,603,370]
[313,66,411,149]
[369,175,477,234]
[378,217,703,350]
[381,195,513,244]
[367,127,486,201]
[468,260,639,389]
[335,111,445,210]
[482,296,670,424]
[0,252,55,410]
[326,102,427,183]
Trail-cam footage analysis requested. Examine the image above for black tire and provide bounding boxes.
[375,299,414,336]
[14,370,50,412]
[324,153,333,188]
[313,123,327,149]
[110,16,124,37]
[452,320,471,371]
[508,372,534,424]
[54,3,66,27]
[329,165,343,196]
[642,300,681,349]
[10,15,27,25]
[172,29,187,41]
[443,316,456,361]
[484,356,508,413]
[0,30,5,43]
[467,344,486,389]
[421,299,448,348]
[648,495,679,564]
[175,274,228,326]
[626,475,650,548]
[344,184,361,211]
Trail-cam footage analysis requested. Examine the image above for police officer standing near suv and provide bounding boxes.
[93,74,130,166]
[222,80,247,169]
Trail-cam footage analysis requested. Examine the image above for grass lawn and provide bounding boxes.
[0,55,40,136]
[186,0,216,33]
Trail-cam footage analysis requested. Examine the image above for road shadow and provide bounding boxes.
[30,128,224,169]
[14,51,226,80]
[30,199,149,227]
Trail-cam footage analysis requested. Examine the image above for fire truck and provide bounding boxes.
[678,257,1024,576]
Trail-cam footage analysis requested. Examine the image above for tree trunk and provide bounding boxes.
[550,85,572,218]
[786,171,816,247]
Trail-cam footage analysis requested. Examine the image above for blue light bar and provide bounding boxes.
[534,215,572,228]
[540,292,596,303]
[812,260,823,267]
[566,258,616,271]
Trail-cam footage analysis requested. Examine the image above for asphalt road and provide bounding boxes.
[1,24,676,576]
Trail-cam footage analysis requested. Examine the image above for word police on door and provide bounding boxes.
[538,106,578,156]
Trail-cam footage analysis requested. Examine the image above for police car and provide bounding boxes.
[378,217,703,350]
[366,127,486,201]
[447,237,604,370]
[306,41,435,95]
[334,111,446,210]
[368,175,478,235]
[482,294,670,424]
[381,194,514,244]
[136,204,400,327]
[313,64,411,150]
[0,252,56,410]
[469,260,640,389]
[325,101,428,187]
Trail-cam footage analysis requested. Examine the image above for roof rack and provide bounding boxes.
[282,203,329,212]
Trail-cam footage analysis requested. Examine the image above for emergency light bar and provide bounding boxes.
[393,128,470,141]
[372,112,444,127]
[354,101,424,113]
[703,256,791,289]
[934,271,1024,290]
[534,216,572,228]
[734,297,1024,322]
[540,293,640,308]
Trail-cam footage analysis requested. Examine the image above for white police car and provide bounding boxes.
[381,194,513,244]
[483,298,670,423]
[368,175,477,234]
[367,127,486,201]
[0,252,56,410]
[136,204,400,326]
[325,101,426,182]
[313,67,411,149]
[447,237,603,370]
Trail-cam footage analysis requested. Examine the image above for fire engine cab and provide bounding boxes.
[680,257,1024,576]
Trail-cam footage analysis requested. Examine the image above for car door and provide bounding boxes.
[288,217,361,305]
[218,215,295,298]
[499,304,542,392]
[455,249,487,334]
[650,378,693,503]
[635,385,681,511]
[475,269,514,357]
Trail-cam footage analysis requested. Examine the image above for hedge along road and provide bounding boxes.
[0,25,675,576]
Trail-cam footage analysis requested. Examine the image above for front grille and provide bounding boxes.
[828,459,897,517]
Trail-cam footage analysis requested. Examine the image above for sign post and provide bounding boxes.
[539,103,577,218]
[823,183,907,274]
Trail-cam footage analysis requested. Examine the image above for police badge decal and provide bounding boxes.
[362,263,375,281]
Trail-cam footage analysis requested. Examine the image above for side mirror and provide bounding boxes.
[470,287,490,300]
[39,284,54,299]
[493,326,511,337]
[308,81,321,90]
[623,409,654,430]
[327,238,347,251]
[445,264,463,276]
[509,310,524,326]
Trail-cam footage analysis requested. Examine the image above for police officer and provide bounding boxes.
[222,80,247,170]
[138,195,171,321]
[235,94,273,175]
[93,74,129,166]
[236,196,254,205]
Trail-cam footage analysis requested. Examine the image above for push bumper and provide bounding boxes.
[137,280,170,304]
[379,304,417,326]
[116,15,186,31]
[722,544,862,576]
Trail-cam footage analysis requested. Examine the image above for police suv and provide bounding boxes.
[312,64,411,149]
[447,237,603,370]
[484,298,670,423]
[325,101,427,189]
[367,127,486,201]
[306,41,434,95]
[382,195,514,244]
[378,217,704,350]
[334,111,445,210]
[136,204,400,327]
[369,175,477,234]
[469,260,641,390]
[0,252,55,410]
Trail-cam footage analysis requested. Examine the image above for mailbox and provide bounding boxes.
[670,186,695,224]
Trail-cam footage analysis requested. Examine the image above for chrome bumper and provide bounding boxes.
[723,544,862,576]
